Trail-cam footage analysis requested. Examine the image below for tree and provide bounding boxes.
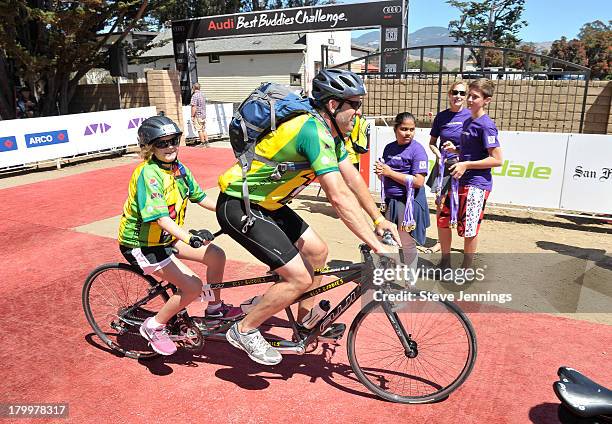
[549,37,588,67]
[146,0,242,29]
[406,59,448,72]
[0,0,148,119]
[578,20,611,79]
[447,0,527,49]
[507,42,538,69]
[547,20,611,79]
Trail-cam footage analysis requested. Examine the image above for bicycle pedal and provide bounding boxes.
[319,323,346,341]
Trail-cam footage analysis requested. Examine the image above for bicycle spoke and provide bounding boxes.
[84,264,167,358]
[348,300,476,403]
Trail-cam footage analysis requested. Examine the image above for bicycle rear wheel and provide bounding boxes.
[82,263,170,359]
[347,297,477,403]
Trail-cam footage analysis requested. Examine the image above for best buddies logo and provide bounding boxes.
[0,136,18,153]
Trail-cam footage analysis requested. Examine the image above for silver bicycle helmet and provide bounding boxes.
[311,68,366,103]
[137,115,182,147]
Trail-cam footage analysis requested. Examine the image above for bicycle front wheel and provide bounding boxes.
[347,297,477,403]
[82,263,170,359]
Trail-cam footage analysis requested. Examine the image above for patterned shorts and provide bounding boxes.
[437,185,490,238]
[193,116,206,132]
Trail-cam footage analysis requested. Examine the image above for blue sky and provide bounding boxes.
[343,0,610,42]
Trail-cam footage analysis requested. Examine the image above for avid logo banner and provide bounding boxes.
[128,117,146,129]
[0,136,17,153]
[84,122,111,136]
[25,130,70,148]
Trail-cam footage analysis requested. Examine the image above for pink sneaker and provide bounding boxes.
[139,317,177,355]
[205,302,245,321]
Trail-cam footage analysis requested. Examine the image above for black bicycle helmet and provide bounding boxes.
[137,115,182,146]
[311,68,366,103]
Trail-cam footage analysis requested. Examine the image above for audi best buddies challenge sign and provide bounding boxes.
[171,0,405,101]
[172,1,402,40]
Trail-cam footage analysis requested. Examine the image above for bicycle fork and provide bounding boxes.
[381,301,418,358]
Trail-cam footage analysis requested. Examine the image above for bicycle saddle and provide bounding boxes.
[553,366,612,418]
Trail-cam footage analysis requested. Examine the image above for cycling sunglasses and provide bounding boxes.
[451,90,466,96]
[153,136,180,149]
[339,99,363,111]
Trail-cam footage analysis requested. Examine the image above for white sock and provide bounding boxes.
[148,316,165,329]
[206,302,222,312]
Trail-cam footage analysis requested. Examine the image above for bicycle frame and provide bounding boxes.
[200,245,414,355]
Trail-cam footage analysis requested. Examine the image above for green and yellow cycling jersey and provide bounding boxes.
[118,159,206,247]
[219,114,348,211]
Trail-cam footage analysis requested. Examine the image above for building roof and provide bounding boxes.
[141,30,307,58]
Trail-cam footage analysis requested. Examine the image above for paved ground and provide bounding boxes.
[1,144,610,423]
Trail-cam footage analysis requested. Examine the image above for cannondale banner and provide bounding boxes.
[172,0,405,102]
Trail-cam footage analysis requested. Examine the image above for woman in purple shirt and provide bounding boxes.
[375,112,430,268]
[427,81,471,255]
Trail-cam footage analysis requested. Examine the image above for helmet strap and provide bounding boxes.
[322,102,347,143]
[152,154,178,168]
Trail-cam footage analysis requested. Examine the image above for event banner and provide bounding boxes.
[0,107,156,169]
[560,134,612,214]
[172,0,404,101]
[486,131,567,209]
[369,127,608,214]
[182,103,233,140]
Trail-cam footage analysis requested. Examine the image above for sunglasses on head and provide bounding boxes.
[339,99,363,111]
[153,136,180,149]
[451,90,466,96]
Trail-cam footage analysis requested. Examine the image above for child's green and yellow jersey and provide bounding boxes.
[218,114,348,211]
[118,159,206,247]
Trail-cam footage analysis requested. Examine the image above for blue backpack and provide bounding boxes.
[229,82,325,232]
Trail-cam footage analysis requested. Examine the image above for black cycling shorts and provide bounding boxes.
[216,192,309,270]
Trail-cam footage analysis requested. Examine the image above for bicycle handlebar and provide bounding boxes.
[381,230,398,246]
[187,229,224,249]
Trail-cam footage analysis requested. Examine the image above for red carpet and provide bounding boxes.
[0,149,610,423]
[0,147,235,228]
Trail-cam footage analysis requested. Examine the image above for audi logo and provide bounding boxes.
[382,6,402,14]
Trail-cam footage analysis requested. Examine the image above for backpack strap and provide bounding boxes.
[238,152,256,233]
[269,98,277,130]
[238,111,322,233]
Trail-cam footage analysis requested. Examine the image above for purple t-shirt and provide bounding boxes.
[382,140,429,198]
[459,114,500,191]
[430,108,471,160]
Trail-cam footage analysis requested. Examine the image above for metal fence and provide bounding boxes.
[334,45,592,133]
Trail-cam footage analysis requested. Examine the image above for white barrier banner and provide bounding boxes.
[182,103,233,139]
[487,132,567,209]
[370,127,571,211]
[560,134,612,214]
[0,107,156,168]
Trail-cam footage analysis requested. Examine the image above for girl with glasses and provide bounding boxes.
[118,115,242,356]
